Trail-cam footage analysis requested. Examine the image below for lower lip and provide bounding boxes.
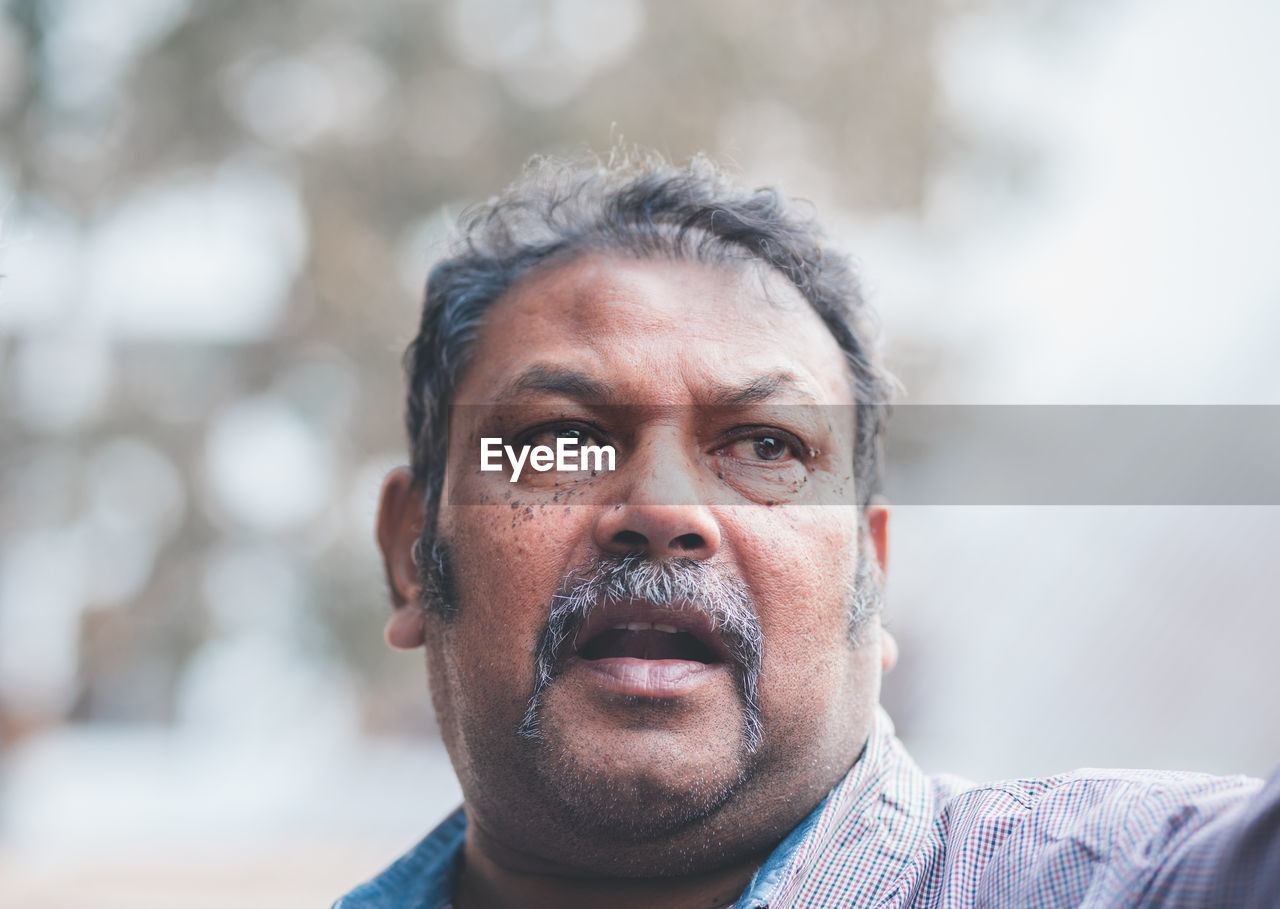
[568,657,727,698]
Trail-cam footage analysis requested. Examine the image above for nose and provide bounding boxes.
[591,437,721,561]
[594,504,721,560]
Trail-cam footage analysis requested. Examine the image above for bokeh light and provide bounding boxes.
[1,0,1278,904]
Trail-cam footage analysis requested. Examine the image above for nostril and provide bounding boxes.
[671,533,706,552]
[612,530,648,549]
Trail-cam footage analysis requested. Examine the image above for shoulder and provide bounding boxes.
[940,766,1261,827]
[909,768,1264,907]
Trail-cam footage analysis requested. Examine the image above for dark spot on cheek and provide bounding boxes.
[479,494,489,504]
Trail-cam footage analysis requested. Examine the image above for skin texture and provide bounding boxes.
[377,255,895,909]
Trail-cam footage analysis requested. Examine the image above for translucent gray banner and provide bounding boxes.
[885,405,1280,505]
[442,405,1280,505]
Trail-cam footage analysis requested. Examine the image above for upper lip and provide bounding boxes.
[571,599,733,663]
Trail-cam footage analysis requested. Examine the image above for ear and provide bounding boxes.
[377,467,427,650]
[864,503,894,673]
[864,502,889,576]
[879,626,899,674]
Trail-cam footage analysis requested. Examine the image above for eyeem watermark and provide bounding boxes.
[481,436,617,482]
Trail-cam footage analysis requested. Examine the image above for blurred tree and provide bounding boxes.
[0,0,972,738]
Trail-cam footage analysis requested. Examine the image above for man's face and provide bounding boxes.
[379,254,891,874]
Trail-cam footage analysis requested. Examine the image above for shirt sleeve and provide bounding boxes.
[1134,764,1280,909]
[962,769,1271,908]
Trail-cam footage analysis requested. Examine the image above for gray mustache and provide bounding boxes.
[518,553,765,752]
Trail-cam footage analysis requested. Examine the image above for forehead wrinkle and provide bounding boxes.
[471,254,856,408]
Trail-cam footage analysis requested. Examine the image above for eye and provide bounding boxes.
[520,423,603,448]
[750,435,790,461]
[718,430,803,463]
[556,427,587,443]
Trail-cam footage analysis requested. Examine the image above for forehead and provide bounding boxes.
[452,254,854,406]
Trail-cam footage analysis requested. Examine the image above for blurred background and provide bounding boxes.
[1,0,1278,904]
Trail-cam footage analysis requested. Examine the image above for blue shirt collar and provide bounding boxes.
[731,793,831,908]
[332,808,465,909]
[332,793,833,909]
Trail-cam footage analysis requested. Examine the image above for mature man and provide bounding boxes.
[336,154,1279,908]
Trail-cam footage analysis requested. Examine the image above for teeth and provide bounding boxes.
[608,621,681,633]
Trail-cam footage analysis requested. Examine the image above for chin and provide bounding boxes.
[531,714,755,846]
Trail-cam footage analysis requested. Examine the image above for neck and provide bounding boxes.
[454,826,770,909]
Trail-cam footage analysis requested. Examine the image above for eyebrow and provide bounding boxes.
[708,371,819,406]
[493,364,616,404]
[491,366,820,406]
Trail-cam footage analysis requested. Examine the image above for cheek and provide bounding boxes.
[731,508,863,708]
[436,501,592,683]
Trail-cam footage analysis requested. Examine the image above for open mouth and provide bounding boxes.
[579,622,719,663]
[537,604,747,716]
[570,604,730,670]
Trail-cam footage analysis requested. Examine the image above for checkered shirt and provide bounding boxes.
[334,708,1278,908]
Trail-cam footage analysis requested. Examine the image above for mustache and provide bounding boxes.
[517,553,765,752]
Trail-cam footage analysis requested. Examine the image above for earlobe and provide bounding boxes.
[880,626,898,674]
[385,608,426,650]
[376,467,427,650]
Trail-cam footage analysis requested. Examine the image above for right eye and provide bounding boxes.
[517,423,605,451]
[501,421,617,488]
